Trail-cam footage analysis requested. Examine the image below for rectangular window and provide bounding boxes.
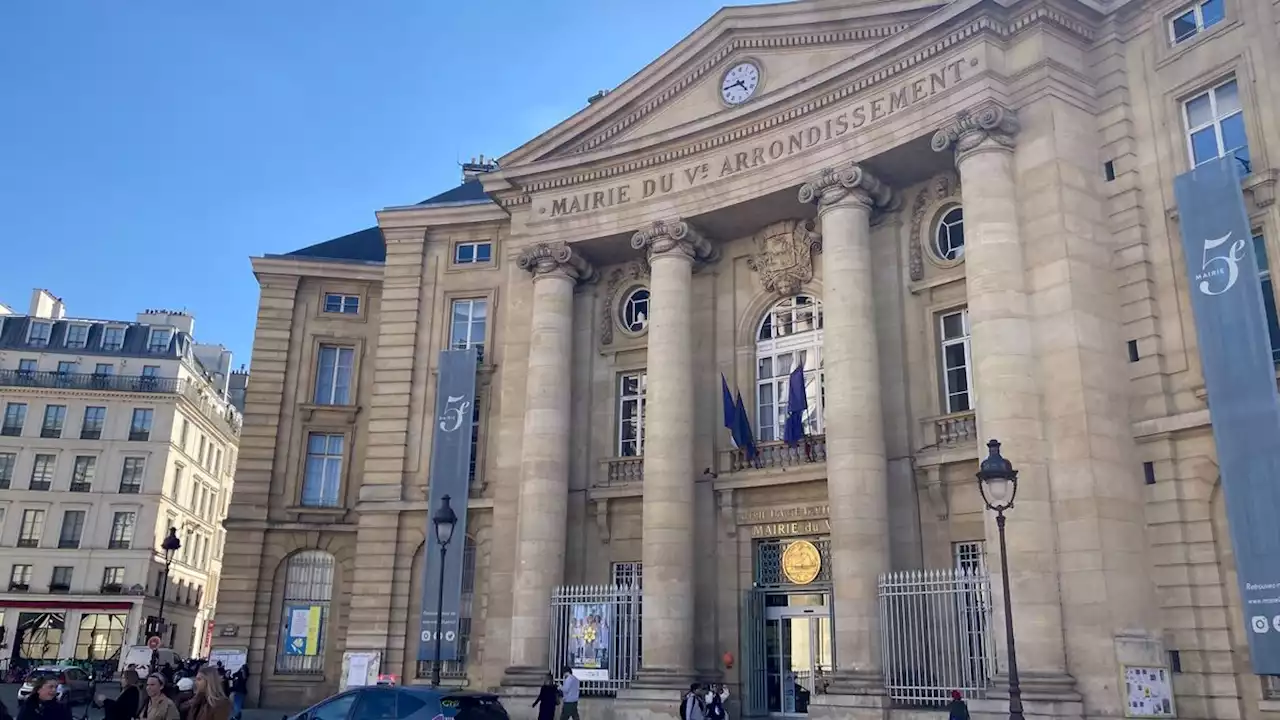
[2,403,26,436]
[9,564,32,591]
[30,454,56,491]
[170,463,184,499]
[17,358,37,374]
[101,567,126,592]
[58,510,86,549]
[1253,234,1280,364]
[322,293,360,314]
[1185,78,1250,174]
[65,324,89,349]
[0,452,14,490]
[454,241,493,265]
[617,372,647,457]
[147,328,173,353]
[302,433,344,507]
[41,404,66,438]
[81,407,106,440]
[50,566,72,592]
[94,363,114,376]
[70,456,96,492]
[108,512,136,549]
[612,561,644,589]
[141,365,160,378]
[101,326,125,351]
[129,408,153,441]
[18,509,45,548]
[57,361,77,376]
[27,321,51,347]
[450,298,488,361]
[120,457,145,494]
[314,345,355,405]
[180,419,189,449]
[939,308,974,414]
[1169,0,1225,44]
[953,540,986,573]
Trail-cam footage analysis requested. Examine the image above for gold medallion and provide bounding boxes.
[781,539,822,585]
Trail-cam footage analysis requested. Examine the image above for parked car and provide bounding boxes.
[16,665,93,706]
[286,687,509,720]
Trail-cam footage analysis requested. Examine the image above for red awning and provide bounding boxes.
[0,600,134,611]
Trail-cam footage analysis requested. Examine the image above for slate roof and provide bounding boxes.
[282,180,492,263]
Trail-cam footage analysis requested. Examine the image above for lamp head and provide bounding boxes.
[433,494,458,546]
[161,527,182,554]
[976,439,1018,511]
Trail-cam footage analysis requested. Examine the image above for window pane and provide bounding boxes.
[1220,112,1248,154]
[1200,0,1224,26]
[1185,93,1213,128]
[1215,80,1240,115]
[1190,126,1219,166]
[1170,10,1197,42]
[456,244,474,263]
[941,313,964,340]
[476,243,492,262]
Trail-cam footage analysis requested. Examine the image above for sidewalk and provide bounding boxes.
[0,683,299,720]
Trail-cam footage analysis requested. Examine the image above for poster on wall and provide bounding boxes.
[208,648,247,674]
[567,603,611,680]
[340,651,382,692]
[1122,666,1175,718]
[284,605,323,656]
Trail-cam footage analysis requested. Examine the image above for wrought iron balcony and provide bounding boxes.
[718,434,828,474]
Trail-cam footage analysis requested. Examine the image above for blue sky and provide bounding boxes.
[0,0,772,365]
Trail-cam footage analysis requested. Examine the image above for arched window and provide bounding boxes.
[417,536,477,679]
[276,550,336,674]
[756,295,825,441]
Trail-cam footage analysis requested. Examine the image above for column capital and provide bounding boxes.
[931,100,1020,163]
[516,242,597,284]
[798,163,893,212]
[630,219,718,263]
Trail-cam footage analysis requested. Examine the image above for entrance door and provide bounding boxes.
[763,595,833,716]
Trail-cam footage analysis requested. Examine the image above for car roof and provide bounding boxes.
[396,688,499,699]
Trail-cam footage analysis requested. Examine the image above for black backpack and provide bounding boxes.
[678,694,688,720]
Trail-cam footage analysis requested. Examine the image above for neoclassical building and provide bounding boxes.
[214,1,1280,719]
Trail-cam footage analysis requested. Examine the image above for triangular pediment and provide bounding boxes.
[500,0,948,168]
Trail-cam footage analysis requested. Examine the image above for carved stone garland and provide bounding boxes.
[907,172,961,281]
[600,260,651,346]
[746,219,822,296]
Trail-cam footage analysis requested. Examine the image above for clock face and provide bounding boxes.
[721,62,760,105]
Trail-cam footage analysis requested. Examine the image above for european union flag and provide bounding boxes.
[782,362,808,448]
[734,390,758,461]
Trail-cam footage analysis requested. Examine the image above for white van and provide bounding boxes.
[118,646,183,675]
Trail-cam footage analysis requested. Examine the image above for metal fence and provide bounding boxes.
[878,567,995,705]
[549,584,641,695]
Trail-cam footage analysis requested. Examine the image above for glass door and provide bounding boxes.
[764,599,833,716]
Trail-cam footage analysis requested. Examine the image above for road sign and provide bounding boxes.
[147,635,161,651]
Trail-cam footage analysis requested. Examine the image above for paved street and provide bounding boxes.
[0,683,299,719]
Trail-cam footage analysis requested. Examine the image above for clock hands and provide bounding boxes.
[723,79,747,93]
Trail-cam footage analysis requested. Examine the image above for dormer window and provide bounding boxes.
[102,326,125,351]
[323,293,360,314]
[147,328,173,353]
[27,322,51,348]
[65,324,89,349]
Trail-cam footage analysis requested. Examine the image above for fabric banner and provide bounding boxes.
[568,603,611,680]
[418,347,479,663]
[1174,155,1280,674]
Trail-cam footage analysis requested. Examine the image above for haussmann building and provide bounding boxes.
[212,1,1280,720]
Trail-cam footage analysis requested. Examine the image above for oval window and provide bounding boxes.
[619,287,650,334]
[933,206,965,262]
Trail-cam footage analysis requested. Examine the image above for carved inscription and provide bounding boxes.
[537,56,976,219]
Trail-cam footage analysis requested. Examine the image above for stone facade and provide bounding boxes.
[215,1,1280,719]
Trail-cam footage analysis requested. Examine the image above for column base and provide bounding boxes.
[808,690,890,720]
[613,687,685,720]
[823,668,886,696]
[501,665,552,687]
[970,673,1082,720]
[631,667,700,690]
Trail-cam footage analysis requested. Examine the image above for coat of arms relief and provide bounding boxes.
[747,219,822,296]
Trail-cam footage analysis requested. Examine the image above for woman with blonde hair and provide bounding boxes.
[138,674,179,720]
[179,667,230,720]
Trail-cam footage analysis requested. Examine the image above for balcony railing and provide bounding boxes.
[718,434,828,474]
[918,411,978,451]
[597,456,644,487]
[8,582,29,592]
[0,369,242,438]
[100,583,123,594]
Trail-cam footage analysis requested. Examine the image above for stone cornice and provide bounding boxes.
[516,242,597,284]
[250,255,383,283]
[375,200,508,229]
[631,219,717,263]
[489,0,1098,207]
[931,100,1020,163]
[799,163,893,211]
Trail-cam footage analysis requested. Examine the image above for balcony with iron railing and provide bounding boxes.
[0,369,242,438]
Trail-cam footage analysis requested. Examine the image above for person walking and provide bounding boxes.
[532,673,560,720]
[704,684,728,720]
[228,666,248,720]
[680,684,705,720]
[139,674,180,720]
[558,667,580,720]
[180,667,231,720]
[946,690,969,720]
[98,669,144,720]
[17,678,72,720]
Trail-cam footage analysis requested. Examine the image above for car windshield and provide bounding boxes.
[448,696,508,720]
[26,670,58,682]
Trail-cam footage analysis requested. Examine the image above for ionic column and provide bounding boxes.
[931,103,1072,689]
[797,165,893,692]
[629,219,716,686]
[504,242,595,685]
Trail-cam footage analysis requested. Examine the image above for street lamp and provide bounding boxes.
[976,439,1024,720]
[156,527,182,648]
[430,495,458,688]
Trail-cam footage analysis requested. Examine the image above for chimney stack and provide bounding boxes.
[461,154,499,183]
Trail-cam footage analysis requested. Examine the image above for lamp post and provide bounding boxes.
[156,527,182,647]
[976,439,1024,720]
[430,495,458,688]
